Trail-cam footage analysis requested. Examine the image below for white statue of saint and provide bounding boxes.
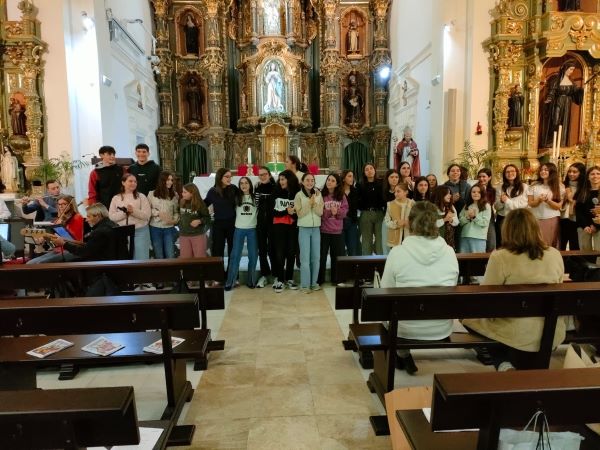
[264,0,280,35]
[0,146,19,192]
[264,63,284,113]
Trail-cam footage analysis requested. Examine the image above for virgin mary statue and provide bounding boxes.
[264,63,284,114]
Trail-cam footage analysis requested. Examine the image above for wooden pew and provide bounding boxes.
[0,257,226,369]
[0,386,139,449]
[337,250,600,368]
[0,294,203,446]
[396,368,600,450]
[359,282,600,434]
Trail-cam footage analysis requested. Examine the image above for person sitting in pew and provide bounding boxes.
[380,201,459,374]
[0,233,15,259]
[463,208,565,371]
[53,203,120,261]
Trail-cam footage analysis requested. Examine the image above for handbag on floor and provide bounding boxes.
[498,410,584,450]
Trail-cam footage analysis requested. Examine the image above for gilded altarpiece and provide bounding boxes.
[0,0,46,191]
[151,0,393,177]
[486,0,600,178]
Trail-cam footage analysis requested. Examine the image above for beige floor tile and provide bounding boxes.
[311,383,380,415]
[219,314,262,331]
[199,363,257,388]
[255,343,306,365]
[185,386,257,420]
[298,313,342,330]
[260,315,300,330]
[247,416,321,450]
[306,354,365,385]
[258,327,304,346]
[301,326,346,349]
[207,346,258,366]
[261,299,298,317]
[317,414,392,450]
[254,362,310,386]
[251,385,315,417]
[188,417,250,450]
[216,328,261,349]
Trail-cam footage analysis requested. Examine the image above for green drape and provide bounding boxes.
[342,142,371,176]
[179,144,208,182]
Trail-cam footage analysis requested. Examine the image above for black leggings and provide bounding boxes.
[271,224,297,282]
[211,218,235,272]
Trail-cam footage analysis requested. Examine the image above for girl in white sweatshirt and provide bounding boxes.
[109,174,151,260]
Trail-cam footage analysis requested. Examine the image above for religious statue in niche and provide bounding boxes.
[540,59,584,148]
[347,20,359,54]
[185,76,204,125]
[8,96,26,136]
[263,0,281,35]
[507,84,523,128]
[343,86,364,126]
[183,13,199,55]
[263,62,285,114]
[559,0,580,11]
[395,127,421,178]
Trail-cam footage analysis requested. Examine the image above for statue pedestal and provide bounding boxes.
[266,162,285,173]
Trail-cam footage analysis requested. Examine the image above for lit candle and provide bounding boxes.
[552,131,557,161]
[248,147,252,165]
[557,125,563,159]
[297,146,302,162]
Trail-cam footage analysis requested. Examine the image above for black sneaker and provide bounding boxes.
[286,280,299,290]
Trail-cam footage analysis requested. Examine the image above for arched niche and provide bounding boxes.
[538,52,587,150]
[179,143,209,181]
[178,72,208,129]
[263,123,287,164]
[342,142,370,175]
[175,7,204,57]
[257,58,289,115]
[340,7,367,58]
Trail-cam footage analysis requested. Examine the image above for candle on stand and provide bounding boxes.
[552,131,557,161]
[556,125,563,161]
[297,146,302,162]
[272,141,276,163]
[247,147,252,165]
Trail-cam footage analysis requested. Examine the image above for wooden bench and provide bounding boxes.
[0,386,140,449]
[0,293,204,446]
[337,250,600,368]
[0,257,226,369]
[396,368,600,449]
[360,282,600,434]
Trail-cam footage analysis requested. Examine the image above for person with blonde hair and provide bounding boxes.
[380,201,459,375]
[463,208,565,371]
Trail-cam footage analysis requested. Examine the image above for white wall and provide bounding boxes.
[388,0,495,178]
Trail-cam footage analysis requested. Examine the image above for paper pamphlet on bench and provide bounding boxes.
[81,336,125,356]
[27,339,74,358]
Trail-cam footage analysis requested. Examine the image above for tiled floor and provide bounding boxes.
[35,285,570,449]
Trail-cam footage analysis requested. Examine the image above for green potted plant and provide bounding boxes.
[32,152,89,192]
[449,140,498,180]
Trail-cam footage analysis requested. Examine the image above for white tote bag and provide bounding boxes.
[498,411,584,450]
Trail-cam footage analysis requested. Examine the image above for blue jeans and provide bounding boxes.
[226,227,258,288]
[460,237,486,253]
[343,218,360,256]
[149,226,177,259]
[298,227,320,288]
[134,226,151,260]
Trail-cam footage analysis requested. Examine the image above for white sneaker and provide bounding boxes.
[301,288,311,294]
[257,276,267,288]
[497,361,516,372]
[311,284,321,291]
[273,281,284,293]
[287,280,299,290]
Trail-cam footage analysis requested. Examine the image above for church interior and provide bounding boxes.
[3,0,600,449]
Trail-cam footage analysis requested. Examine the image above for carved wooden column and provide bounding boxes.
[152,0,177,171]
[201,0,226,170]
[3,0,47,182]
[369,0,392,169]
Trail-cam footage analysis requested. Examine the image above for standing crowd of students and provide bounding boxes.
[17,143,600,295]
